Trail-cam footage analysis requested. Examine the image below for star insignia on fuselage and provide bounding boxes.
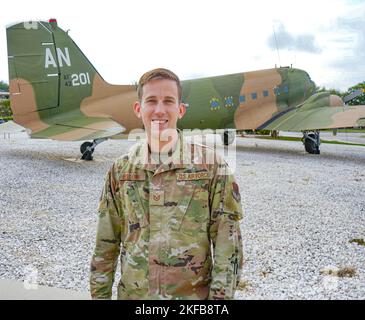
[210,97,220,111]
[224,96,234,108]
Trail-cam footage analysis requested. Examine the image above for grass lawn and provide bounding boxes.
[254,135,365,147]
[321,128,365,133]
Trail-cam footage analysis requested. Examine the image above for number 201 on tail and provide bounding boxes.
[71,73,91,86]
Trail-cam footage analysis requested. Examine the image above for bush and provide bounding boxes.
[244,129,271,135]
[0,99,12,117]
[0,116,13,121]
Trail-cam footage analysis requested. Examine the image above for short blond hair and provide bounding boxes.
[137,68,182,102]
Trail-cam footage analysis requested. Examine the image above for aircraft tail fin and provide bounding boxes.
[6,19,130,139]
[7,19,103,119]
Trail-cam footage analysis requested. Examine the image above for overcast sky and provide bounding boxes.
[1,0,364,91]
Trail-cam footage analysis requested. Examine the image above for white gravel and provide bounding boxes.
[0,132,364,299]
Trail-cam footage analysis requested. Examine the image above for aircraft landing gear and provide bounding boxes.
[221,130,236,145]
[80,138,107,160]
[302,131,320,154]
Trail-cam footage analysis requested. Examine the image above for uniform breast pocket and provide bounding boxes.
[121,181,149,247]
[171,179,210,237]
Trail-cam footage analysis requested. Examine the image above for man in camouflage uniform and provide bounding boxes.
[90,68,243,300]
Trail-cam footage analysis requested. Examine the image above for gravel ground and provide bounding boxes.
[0,133,364,300]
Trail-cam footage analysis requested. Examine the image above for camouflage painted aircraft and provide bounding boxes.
[6,19,365,159]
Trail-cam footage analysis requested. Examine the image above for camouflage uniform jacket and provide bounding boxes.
[90,135,243,300]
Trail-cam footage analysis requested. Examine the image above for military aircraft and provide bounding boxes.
[6,19,365,160]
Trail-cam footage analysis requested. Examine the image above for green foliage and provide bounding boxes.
[316,86,344,97]
[0,116,13,121]
[0,80,9,91]
[1,99,10,107]
[256,135,365,147]
[316,82,365,105]
[349,239,365,247]
[244,129,271,135]
[344,82,365,106]
[0,99,12,118]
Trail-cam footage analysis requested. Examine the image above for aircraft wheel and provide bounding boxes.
[304,133,320,154]
[222,130,236,145]
[82,150,94,161]
[80,141,94,160]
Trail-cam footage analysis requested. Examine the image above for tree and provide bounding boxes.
[0,80,9,92]
[344,82,365,106]
[316,86,344,97]
[0,81,12,119]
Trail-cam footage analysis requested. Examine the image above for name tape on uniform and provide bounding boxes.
[177,172,211,181]
[120,173,146,181]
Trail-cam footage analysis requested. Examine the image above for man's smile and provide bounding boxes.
[152,119,168,124]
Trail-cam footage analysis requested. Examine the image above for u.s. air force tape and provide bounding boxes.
[176,172,211,181]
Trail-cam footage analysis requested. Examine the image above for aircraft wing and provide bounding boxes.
[257,93,365,131]
[27,116,125,141]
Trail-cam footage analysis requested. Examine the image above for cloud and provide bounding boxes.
[330,12,365,67]
[325,8,365,89]
[267,23,322,54]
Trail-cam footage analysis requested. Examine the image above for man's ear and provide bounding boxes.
[133,101,142,118]
[178,103,186,119]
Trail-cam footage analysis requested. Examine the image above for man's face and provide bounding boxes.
[133,79,186,140]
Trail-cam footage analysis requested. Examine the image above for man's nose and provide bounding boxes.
[153,101,167,115]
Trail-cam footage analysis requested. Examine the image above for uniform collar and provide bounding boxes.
[129,129,193,173]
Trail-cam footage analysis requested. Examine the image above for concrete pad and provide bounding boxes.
[0,280,90,300]
[0,121,26,133]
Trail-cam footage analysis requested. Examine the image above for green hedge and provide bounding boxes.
[0,99,12,117]
[244,129,271,135]
[0,116,13,121]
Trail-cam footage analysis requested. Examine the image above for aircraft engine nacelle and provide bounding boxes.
[300,92,344,111]
[329,95,344,107]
